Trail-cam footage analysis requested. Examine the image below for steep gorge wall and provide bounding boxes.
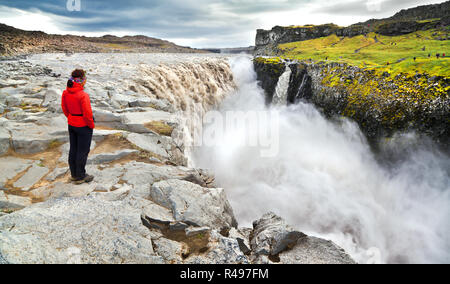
[254,58,450,146]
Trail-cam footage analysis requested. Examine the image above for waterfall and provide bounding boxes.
[293,72,310,103]
[193,55,450,264]
[133,58,236,162]
[272,65,291,106]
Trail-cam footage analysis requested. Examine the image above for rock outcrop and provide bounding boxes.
[249,213,356,264]
[253,58,450,148]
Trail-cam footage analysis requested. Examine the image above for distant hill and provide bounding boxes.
[201,46,255,54]
[0,23,207,56]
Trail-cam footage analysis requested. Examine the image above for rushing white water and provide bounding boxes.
[193,55,450,264]
[272,66,291,106]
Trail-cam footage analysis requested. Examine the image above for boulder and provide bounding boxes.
[0,231,67,264]
[183,230,249,264]
[150,179,238,230]
[120,162,192,199]
[109,92,131,108]
[5,109,27,120]
[250,212,306,256]
[250,213,356,264]
[278,235,357,264]
[42,89,61,112]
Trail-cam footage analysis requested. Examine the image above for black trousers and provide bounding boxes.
[68,125,93,179]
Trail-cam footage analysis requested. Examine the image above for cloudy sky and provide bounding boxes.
[0,0,445,48]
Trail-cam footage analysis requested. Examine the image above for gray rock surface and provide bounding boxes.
[42,89,61,112]
[0,191,32,210]
[250,212,306,256]
[0,156,34,184]
[13,163,49,191]
[150,179,238,229]
[45,167,69,182]
[7,121,67,154]
[0,195,164,264]
[126,133,169,158]
[249,213,356,264]
[278,235,357,264]
[87,149,138,165]
[184,230,249,264]
[0,127,10,155]
[31,181,97,201]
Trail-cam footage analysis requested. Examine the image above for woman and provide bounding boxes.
[61,69,95,184]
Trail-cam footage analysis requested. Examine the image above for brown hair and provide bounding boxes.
[67,69,86,88]
[71,69,86,79]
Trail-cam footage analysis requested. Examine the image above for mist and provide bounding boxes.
[192,56,450,264]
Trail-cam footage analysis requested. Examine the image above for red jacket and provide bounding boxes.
[61,82,95,129]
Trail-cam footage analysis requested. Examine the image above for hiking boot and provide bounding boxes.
[73,174,94,185]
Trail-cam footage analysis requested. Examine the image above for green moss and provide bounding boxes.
[416,18,440,24]
[254,56,283,65]
[320,64,448,129]
[278,29,450,77]
[144,121,174,136]
[47,140,63,150]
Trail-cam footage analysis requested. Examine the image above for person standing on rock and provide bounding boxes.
[61,69,95,184]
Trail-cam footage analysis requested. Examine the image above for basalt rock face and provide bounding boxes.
[376,19,447,36]
[388,1,450,22]
[255,24,345,56]
[254,58,450,147]
[286,63,312,104]
[253,58,286,104]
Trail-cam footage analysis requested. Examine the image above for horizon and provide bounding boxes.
[0,0,447,49]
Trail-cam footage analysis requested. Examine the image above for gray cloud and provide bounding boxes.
[314,0,442,17]
[0,0,446,48]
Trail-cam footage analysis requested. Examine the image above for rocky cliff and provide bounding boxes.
[253,58,450,147]
[254,1,449,147]
[0,23,205,57]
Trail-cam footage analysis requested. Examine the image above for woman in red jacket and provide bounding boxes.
[61,69,95,184]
